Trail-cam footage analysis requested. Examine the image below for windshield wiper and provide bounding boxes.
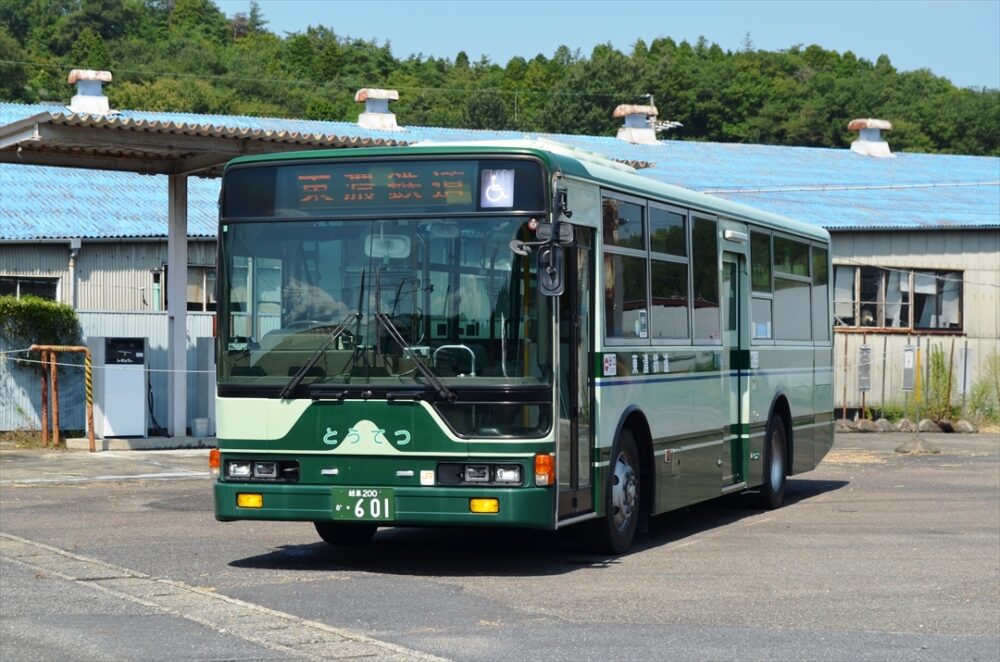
[278,313,360,399]
[374,311,456,402]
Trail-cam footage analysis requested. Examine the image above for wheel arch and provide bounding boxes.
[610,405,655,519]
[766,392,793,475]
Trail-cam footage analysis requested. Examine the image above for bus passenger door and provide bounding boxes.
[558,229,593,519]
[721,252,748,491]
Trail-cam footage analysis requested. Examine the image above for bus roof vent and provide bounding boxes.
[355,88,403,132]
[67,69,115,115]
[613,104,659,145]
[848,118,894,158]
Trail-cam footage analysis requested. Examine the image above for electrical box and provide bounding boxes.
[88,337,149,437]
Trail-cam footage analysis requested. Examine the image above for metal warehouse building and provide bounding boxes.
[2,74,998,433]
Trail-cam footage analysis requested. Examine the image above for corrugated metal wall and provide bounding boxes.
[832,229,1000,338]
[2,240,216,310]
[0,312,213,433]
[831,229,1000,411]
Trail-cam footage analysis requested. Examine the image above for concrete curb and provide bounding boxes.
[65,436,217,451]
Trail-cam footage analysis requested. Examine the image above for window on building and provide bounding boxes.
[187,266,217,312]
[912,271,962,330]
[159,266,217,312]
[833,266,962,331]
[0,276,58,300]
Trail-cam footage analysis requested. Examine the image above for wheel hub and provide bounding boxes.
[611,453,637,531]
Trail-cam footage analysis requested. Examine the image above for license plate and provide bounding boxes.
[331,488,395,521]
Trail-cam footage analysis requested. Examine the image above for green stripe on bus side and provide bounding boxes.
[792,414,814,429]
[815,411,835,423]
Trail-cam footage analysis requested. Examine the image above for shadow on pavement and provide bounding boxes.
[227,477,848,577]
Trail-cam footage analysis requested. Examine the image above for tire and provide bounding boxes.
[757,415,788,509]
[588,429,641,554]
[314,521,378,546]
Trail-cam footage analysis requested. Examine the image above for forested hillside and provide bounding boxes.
[2,0,997,155]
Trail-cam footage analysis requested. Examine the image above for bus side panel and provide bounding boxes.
[594,350,729,517]
[813,344,835,466]
[748,346,818,483]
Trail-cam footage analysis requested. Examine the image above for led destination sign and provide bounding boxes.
[223,159,545,218]
[295,162,474,210]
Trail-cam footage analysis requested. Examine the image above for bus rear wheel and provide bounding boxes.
[314,522,378,545]
[589,429,640,555]
[757,415,787,509]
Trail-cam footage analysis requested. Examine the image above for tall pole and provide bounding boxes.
[50,350,60,447]
[946,337,955,421]
[40,350,49,447]
[84,350,95,452]
[167,174,189,437]
[841,332,849,420]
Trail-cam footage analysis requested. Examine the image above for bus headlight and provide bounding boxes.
[253,461,278,479]
[494,465,522,484]
[464,464,490,482]
[227,461,252,479]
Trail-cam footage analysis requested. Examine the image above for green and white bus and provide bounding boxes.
[212,141,834,553]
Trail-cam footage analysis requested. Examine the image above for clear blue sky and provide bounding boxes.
[215,0,1000,89]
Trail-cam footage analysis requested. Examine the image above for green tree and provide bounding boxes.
[68,27,110,69]
[0,27,34,102]
[465,91,508,129]
[1,1,997,154]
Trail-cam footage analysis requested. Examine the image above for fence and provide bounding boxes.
[1,312,214,433]
[833,332,1000,418]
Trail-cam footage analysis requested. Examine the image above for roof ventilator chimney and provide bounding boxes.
[355,88,402,131]
[848,118,894,158]
[67,69,114,115]
[613,104,660,145]
[612,104,660,145]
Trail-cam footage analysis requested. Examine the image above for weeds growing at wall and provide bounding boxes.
[966,351,1000,426]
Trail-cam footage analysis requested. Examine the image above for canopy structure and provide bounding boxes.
[1,99,405,437]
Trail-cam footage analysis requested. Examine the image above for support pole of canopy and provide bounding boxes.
[167,174,188,437]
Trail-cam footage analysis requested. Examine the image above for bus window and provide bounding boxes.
[692,216,720,341]
[650,260,689,339]
[812,247,830,340]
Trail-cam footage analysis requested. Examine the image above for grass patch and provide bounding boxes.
[0,429,80,450]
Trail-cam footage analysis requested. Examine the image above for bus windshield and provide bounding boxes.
[219,216,551,393]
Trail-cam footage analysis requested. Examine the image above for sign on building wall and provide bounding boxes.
[901,346,916,391]
[858,344,872,392]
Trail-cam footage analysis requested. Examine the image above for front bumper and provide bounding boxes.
[214,481,555,529]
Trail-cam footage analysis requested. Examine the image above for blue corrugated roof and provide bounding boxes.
[0,165,218,239]
[2,101,997,239]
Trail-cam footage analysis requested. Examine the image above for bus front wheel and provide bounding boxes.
[589,429,640,554]
[757,415,787,509]
[314,522,378,545]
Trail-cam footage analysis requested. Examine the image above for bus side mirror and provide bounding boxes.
[535,222,574,244]
[537,244,565,296]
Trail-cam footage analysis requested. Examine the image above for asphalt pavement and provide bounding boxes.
[1,431,998,662]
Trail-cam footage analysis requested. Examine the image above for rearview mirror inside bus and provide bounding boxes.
[363,234,411,259]
[537,244,564,296]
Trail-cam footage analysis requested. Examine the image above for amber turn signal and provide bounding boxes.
[534,453,555,487]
